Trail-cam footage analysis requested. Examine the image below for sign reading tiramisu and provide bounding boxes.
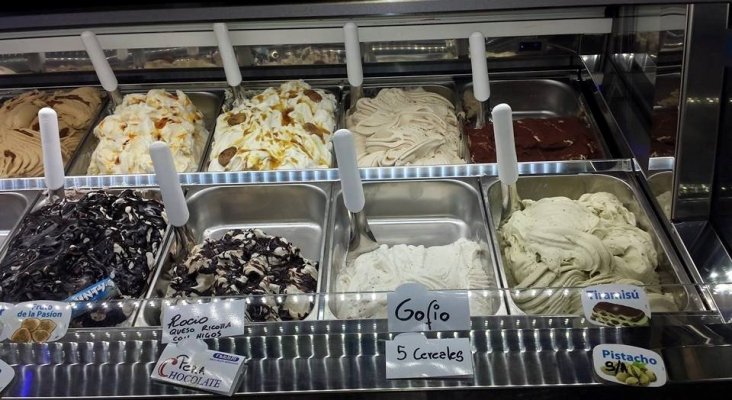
[161,300,246,343]
[151,340,246,396]
[581,284,650,327]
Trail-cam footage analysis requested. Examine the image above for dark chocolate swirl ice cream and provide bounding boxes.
[167,228,319,322]
[0,190,167,326]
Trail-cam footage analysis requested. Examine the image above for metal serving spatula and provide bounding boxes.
[332,129,379,264]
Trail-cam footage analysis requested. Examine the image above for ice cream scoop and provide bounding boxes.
[213,23,245,104]
[150,141,193,261]
[81,31,123,106]
[38,107,65,200]
[469,32,491,129]
[332,129,379,264]
[344,22,364,109]
[492,103,521,220]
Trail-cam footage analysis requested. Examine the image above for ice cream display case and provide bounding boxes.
[0,1,730,398]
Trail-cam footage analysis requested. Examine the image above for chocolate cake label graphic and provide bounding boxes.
[581,284,651,327]
[592,344,667,387]
[0,301,71,343]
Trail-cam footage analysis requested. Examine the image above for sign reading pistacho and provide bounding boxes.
[593,344,667,387]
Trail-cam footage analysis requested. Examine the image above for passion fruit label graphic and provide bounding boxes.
[581,284,651,327]
[592,344,667,387]
[1,301,71,343]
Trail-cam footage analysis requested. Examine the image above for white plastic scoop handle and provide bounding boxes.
[150,141,189,227]
[81,31,118,93]
[38,108,65,191]
[332,129,365,213]
[213,23,242,88]
[492,104,518,185]
[344,22,363,87]
[469,32,490,102]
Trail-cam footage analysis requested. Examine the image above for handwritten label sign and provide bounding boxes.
[593,344,667,387]
[385,332,474,379]
[162,300,246,344]
[582,284,651,327]
[151,338,246,396]
[0,303,13,341]
[387,283,470,332]
[0,359,14,393]
[1,301,71,343]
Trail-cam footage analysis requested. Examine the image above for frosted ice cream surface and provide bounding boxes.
[208,80,336,171]
[347,87,465,166]
[87,89,208,174]
[499,192,677,314]
[0,87,102,177]
[334,238,496,319]
[167,228,319,322]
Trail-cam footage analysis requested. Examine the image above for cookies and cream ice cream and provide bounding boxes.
[0,87,102,178]
[334,238,495,319]
[167,228,319,322]
[87,89,207,174]
[347,87,464,166]
[0,190,167,326]
[208,80,336,171]
[499,192,677,314]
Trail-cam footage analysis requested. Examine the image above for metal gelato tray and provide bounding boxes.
[0,191,41,249]
[0,188,172,328]
[67,84,225,176]
[344,79,470,163]
[647,170,673,219]
[324,178,506,319]
[250,44,345,66]
[459,78,611,161]
[481,173,707,316]
[203,81,344,171]
[0,86,108,177]
[363,40,458,63]
[138,182,330,326]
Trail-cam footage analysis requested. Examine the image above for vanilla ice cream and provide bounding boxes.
[334,238,496,319]
[207,80,336,171]
[87,89,207,174]
[347,87,464,166]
